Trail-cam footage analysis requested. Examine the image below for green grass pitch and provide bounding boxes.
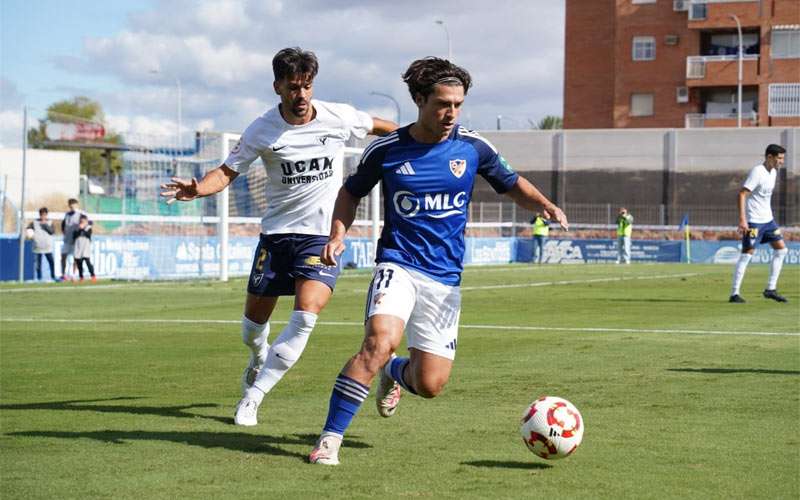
[1,263,798,499]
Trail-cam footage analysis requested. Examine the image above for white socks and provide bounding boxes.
[241,315,270,362]
[767,248,788,290]
[247,310,317,403]
[730,253,752,296]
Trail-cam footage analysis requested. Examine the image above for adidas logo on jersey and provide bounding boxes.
[394,162,415,175]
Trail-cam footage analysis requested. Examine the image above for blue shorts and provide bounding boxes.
[247,234,341,296]
[741,220,783,251]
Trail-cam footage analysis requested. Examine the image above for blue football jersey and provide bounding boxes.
[345,125,519,285]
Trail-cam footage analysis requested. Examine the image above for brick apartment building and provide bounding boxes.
[564,0,800,129]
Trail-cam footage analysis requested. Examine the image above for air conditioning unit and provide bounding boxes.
[665,34,680,46]
[673,0,688,12]
[677,86,690,103]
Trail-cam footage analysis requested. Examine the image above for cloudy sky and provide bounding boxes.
[0,0,565,148]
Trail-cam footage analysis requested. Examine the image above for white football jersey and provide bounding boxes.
[742,163,777,223]
[224,99,373,235]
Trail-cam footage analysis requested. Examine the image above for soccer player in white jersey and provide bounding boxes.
[160,47,397,425]
[308,57,568,465]
[729,144,789,303]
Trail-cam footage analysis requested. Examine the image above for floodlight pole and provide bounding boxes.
[369,91,401,124]
[176,77,182,147]
[18,106,28,282]
[435,20,452,61]
[729,14,743,128]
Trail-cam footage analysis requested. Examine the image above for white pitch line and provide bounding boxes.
[459,272,702,291]
[1,317,797,337]
[0,281,188,294]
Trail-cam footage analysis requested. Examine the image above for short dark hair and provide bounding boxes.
[272,47,319,82]
[402,57,472,102]
[39,207,48,215]
[765,144,786,157]
[68,198,78,205]
[79,214,89,221]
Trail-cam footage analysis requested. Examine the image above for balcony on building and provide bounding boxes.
[685,86,759,127]
[685,0,760,29]
[685,29,759,85]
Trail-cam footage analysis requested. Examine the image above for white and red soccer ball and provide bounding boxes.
[520,396,584,460]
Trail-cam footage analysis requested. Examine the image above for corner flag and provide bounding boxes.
[679,214,690,263]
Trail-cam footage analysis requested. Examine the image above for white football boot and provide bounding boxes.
[233,397,260,426]
[375,370,402,418]
[308,433,342,465]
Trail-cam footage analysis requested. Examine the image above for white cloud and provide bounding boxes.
[0,110,25,148]
[50,0,565,133]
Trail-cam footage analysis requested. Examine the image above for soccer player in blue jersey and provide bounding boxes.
[308,57,568,465]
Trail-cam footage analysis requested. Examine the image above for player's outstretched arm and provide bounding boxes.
[506,177,569,231]
[371,117,399,136]
[160,165,239,204]
[321,187,361,266]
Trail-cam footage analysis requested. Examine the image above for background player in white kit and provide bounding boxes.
[160,47,397,425]
[308,57,568,465]
[729,144,788,303]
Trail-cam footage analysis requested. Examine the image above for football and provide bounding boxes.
[520,396,584,460]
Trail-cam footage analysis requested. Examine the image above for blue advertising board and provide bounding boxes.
[516,238,682,264]
[1,235,797,282]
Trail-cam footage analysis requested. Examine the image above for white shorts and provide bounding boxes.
[365,262,461,360]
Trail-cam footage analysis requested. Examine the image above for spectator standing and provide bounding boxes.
[27,207,56,281]
[60,198,88,281]
[530,212,550,264]
[72,214,96,283]
[615,207,633,264]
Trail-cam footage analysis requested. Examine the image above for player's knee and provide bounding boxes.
[414,376,448,399]
[355,337,393,375]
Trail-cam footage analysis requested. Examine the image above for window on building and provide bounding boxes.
[632,36,656,61]
[772,28,800,59]
[630,94,654,116]
[769,83,800,117]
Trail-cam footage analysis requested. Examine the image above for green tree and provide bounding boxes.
[535,115,563,130]
[27,97,123,177]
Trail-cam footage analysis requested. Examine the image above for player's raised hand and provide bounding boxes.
[321,238,346,266]
[545,205,569,231]
[160,177,199,204]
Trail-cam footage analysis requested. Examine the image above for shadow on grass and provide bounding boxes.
[0,397,231,424]
[7,430,371,460]
[667,368,800,375]
[462,460,552,470]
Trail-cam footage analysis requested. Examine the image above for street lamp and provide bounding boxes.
[369,91,401,124]
[435,20,452,61]
[729,14,743,128]
[150,69,183,146]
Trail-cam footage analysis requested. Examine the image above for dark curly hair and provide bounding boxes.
[402,57,472,102]
[272,47,319,82]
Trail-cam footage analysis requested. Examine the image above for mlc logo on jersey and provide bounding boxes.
[449,159,466,178]
[393,191,467,219]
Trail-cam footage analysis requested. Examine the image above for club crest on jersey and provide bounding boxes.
[252,273,264,287]
[449,159,466,178]
[231,139,242,154]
